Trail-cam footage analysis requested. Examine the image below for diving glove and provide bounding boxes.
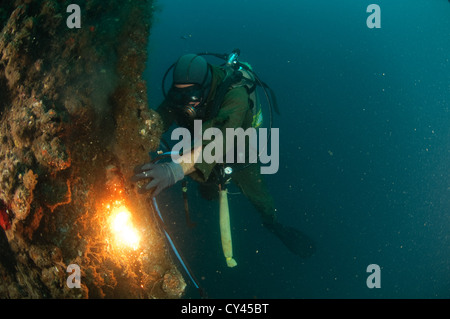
[131,161,184,197]
[264,222,316,258]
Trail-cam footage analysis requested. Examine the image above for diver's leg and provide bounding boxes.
[231,163,277,225]
[232,164,316,258]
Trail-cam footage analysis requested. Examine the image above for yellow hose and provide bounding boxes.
[219,189,237,267]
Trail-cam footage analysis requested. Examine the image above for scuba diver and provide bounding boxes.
[131,51,315,259]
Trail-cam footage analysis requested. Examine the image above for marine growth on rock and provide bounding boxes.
[0,0,182,299]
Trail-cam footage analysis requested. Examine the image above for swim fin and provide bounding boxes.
[265,222,316,258]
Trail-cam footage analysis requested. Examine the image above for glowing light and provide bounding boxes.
[109,205,140,251]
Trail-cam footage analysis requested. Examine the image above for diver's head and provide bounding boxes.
[167,54,212,120]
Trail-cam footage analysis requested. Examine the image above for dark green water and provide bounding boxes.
[144,0,450,298]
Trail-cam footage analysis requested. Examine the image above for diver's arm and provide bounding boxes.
[175,145,202,175]
[192,87,249,182]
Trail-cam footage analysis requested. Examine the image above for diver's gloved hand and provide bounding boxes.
[131,161,184,197]
[263,221,316,258]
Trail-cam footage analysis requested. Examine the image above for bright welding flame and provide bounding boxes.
[110,205,140,251]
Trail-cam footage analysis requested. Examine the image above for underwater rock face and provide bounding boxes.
[0,0,184,298]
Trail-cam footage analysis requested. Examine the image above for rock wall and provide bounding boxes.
[0,0,185,298]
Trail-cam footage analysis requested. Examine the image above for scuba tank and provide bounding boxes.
[231,60,263,128]
[224,49,263,128]
[206,48,279,129]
